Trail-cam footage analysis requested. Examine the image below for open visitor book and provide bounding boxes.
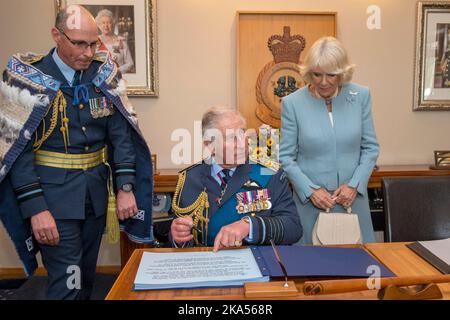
[133,246,395,291]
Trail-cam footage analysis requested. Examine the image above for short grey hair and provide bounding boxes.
[201,106,246,139]
[95,9,114,27]
[55,8,70,31]
[300,36,355,85]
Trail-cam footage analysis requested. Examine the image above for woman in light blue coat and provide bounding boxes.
[280,37,379,244]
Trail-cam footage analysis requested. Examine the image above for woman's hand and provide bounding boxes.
[310,188,336,210]
[332,184,357,208]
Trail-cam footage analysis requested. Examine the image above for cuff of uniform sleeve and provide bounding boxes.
[114,163,136,189]
[115,176,136,190]
[14,183,48,218]
[242,216,254,242]
[19,196,49,219]
[245,216,265,245]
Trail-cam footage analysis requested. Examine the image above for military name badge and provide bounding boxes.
[236,189,272,215]
[89,96,115,119]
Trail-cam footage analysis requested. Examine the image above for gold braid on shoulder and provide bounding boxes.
[33,90,70,153]
[171,170,210,246]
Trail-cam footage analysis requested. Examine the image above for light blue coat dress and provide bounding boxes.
[279,83,379,244]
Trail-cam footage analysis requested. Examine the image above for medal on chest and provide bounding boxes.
[236,188,272,215]
[89,96,115,118]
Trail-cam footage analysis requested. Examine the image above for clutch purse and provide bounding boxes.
[312,207,362,245]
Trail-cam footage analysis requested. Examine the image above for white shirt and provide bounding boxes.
[328,112,334,127]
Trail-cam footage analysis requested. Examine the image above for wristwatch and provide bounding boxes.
[121,183,133,192]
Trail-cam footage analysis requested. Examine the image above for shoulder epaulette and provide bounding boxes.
[18,52,45,65]
[93,55,107,63]
[249,155,280,172]
[178,161,203,173]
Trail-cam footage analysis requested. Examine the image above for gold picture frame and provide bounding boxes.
[55,0,158,97]
[414,1,450,110]
[152,154,158,175]
[430,150,450,169]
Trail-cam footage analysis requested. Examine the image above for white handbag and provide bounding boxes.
[312,207,362,245]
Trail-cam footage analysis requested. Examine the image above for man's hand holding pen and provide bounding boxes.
[171,216,194,245]
[171,216,250,251]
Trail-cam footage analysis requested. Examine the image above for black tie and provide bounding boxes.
[72,70,82,86]
[220,169,231,189]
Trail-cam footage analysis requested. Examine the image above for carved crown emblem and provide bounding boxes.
[267,26,306,64]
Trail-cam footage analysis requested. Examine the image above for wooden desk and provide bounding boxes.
[121,165,450,266]
[153,166,450,192]
[106,243,450,300]
[368,165,450,188]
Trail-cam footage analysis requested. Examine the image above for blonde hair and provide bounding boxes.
[300,37,355,85]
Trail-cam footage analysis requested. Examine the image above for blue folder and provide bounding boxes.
[250,245,396,278]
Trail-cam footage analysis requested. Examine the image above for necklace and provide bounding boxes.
[325,98,333,112]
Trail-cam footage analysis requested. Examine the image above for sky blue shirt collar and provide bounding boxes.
[210,158,237,185]
[52,48,79,85]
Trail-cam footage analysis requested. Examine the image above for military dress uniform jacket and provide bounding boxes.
[8,49,136,220]
[170,162,303,247]
[0,50,154,276]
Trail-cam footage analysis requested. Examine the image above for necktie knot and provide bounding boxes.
[218,169,231,189]
[72,70,82,86]
[222,169,231,183]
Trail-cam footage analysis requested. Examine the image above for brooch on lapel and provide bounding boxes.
[346,90,359,103]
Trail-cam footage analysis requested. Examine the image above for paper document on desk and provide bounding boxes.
[408,238,450,274]
[134,248,269,290]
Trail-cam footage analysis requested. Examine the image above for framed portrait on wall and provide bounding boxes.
[55,0,158,96]
[414,1,450,110]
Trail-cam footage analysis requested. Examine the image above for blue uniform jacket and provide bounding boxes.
[170,162,302,246]
[0,51,154,276]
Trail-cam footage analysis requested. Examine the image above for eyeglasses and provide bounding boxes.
[57,28,100,51]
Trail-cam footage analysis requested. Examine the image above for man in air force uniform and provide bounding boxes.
[170,107,302,251]
[0,6,153,299]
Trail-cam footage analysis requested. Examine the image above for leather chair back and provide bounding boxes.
[382,176,450,242]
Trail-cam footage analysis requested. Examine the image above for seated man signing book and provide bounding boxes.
[170,106,302,251]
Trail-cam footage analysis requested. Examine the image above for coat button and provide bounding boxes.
[84,146,90,151]
[79,104,84,110]
[82,126,87,133]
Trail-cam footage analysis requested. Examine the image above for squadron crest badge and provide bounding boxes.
[256,26,306,128]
